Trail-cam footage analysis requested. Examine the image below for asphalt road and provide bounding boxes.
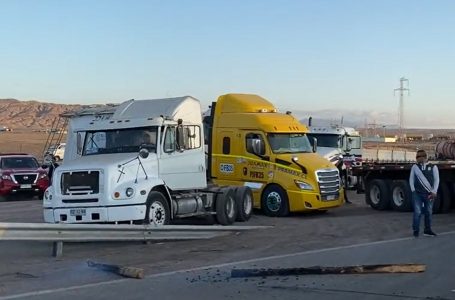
[1,192,454,299]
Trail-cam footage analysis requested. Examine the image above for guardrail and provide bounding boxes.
[0,223,268,257]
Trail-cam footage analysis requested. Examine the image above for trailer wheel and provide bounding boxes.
[216,187,237,225]
[438,182,451,214]
[261,184,289,217]
[234,186,253,222]
[365,179,390,210]
[390,180,412,212]
[144,191,170,226]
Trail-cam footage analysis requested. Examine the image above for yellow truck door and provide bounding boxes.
[212,131,241,181]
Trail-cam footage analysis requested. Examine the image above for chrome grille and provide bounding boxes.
[316,169,340,200]
[13,174,37,184]
[61,171,100,195]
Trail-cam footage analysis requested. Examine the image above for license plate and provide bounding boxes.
[327,195,336,200]
[70,209,86,216]
[20,184,32,189]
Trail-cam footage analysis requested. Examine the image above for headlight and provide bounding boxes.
[1,174,12,180]
[295,180,314,191]
[39,173,49,179]
[125,187,134,197]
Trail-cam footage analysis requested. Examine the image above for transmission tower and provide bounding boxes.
[394,77,410,140]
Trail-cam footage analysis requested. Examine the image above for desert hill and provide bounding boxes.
[0,99,81,130]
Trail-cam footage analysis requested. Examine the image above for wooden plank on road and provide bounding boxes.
[231,264,426,278]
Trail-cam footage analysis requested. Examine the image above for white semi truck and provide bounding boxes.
[306,122,362,188]
[43,96,253,225]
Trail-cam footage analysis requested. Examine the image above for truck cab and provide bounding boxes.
[307,125,362,188]
[43,97,251,225]
[204,94,344,216]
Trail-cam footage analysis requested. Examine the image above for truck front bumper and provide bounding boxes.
[288,190,343,212]
[43,204,147,223]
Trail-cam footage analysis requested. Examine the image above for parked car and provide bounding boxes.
[0,153,50,200]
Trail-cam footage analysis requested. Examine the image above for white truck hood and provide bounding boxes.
[317,147,342,161]
[59,153,156,171]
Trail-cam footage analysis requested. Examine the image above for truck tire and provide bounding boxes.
[390,180,412,212]
[261,184,289,217]
[439,182,452,214]
[234,186,253,222]
[365,179,390,210]
[144,191,170,226]
[216,187,237,225]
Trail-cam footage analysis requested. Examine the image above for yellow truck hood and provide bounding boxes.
[275,152,334,171]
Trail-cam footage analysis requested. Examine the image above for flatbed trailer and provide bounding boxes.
[352,159,455,213]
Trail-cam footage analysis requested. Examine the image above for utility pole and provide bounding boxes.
[394,77,410,141]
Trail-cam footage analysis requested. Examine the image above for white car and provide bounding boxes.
[47,143,66,161]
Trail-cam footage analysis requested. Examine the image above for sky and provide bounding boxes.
[1,0,455,128]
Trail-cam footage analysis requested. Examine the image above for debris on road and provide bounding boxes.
[231,263,426,278]
[87,260,144,279]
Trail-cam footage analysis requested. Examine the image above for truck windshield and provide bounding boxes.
[83,127,158,155]
[267,133,313,154]
[307,134,340,148]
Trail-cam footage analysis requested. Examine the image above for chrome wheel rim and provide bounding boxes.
[266,191,281,212]
[392,187,404,207]
[370,185,381,205]
[150,201,166,226]
[244,193,253,215]
[226,196,235,219]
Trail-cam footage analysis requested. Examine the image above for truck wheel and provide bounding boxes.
[145,191,170,226]
[261,184,289,217]
[390,180,412,212]
[234,186,253,222]
[439,182,451,214]
[216,187,237,225]
[365,179,390,210]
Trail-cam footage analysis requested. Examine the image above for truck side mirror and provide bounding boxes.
[346,137,352,152]
[252,139,266,156]
[176,125,185,151]
[139,148,149,159]
[77,132,82,155]
[312,137,318,153]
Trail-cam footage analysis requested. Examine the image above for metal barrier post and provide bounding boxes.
[52,241,63,257]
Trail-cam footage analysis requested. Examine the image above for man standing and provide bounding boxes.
[409,149,439,237]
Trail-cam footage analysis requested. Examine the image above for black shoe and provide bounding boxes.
[413,231,419,238]
[424,230,437,237]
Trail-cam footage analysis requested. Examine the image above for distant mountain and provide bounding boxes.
[0,99,81,129]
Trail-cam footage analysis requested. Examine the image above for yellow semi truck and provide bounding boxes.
[203,94,344,217]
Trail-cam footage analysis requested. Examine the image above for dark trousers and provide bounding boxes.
[412,192,433,233]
